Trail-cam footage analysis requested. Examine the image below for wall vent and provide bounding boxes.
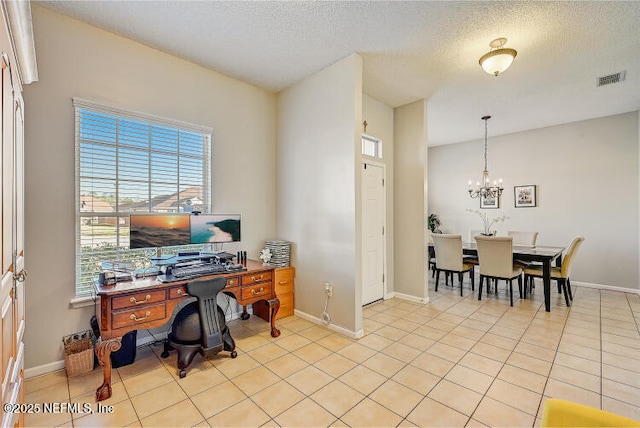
[597,71,626,87]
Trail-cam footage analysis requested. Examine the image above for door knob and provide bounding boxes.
[13,269,28,282]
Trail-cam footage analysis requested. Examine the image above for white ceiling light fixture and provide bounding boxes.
[479,37,517,77]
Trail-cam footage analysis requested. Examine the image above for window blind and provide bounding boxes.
[74,99,212,296]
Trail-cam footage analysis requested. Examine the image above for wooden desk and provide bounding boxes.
[93,260,279,401]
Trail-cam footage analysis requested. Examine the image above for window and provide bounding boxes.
[362,134,382,158]
[74,99,212,296]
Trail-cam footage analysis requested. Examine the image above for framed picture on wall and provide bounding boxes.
[480,194,499,209]
[514,185,537,208]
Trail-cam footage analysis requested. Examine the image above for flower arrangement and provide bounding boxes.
[467,209,509,235]
[259,248,272,265]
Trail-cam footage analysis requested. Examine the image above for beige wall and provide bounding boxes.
[428,112,639,291]
[23,7,277,369]
[393,100,429,301]
[362,94,394,295]
[277,54,363,334]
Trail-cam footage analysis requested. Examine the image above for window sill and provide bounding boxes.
[69,295,98,309]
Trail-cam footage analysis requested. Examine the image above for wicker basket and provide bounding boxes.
[63,330,94,377]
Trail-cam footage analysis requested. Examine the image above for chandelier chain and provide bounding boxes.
[484,116,488,172]
[468,115,503,199]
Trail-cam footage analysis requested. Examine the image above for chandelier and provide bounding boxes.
[479,38,517,77]
[468,116,503,199]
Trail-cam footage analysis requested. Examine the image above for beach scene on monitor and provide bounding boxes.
[129,214,191,248]
[190,214,241,243]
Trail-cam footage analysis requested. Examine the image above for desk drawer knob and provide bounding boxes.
[130,311,151,322]
[251,287,264,295]
[130,294,151,305]
[278,280,288,285]
[251,275,264,282]
[177,289,184,295]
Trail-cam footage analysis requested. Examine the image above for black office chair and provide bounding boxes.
[161,277,237,378]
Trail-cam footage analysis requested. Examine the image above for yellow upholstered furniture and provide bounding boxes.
[524,236,584,306]
[541,398,640,427]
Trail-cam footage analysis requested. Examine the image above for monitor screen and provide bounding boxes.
[190,214,241,243]
[129,213,191,249]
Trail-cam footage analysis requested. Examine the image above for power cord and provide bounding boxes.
[322,283,332,324]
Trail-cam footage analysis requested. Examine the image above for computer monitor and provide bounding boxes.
[129,213,191,249]
[190,214,241,244]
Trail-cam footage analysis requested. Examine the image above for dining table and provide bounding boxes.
[460,242,565,312]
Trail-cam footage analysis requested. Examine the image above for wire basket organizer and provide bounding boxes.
[62,330,94,377]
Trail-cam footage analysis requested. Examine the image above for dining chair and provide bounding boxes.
[427,231,437,275]
[475,235,523,306]
[523,236,584,307]
[465,230,494,265]
[507,231,538,247]
[428,231,451,285]
[431,234,475,296]
[508,231,540,278]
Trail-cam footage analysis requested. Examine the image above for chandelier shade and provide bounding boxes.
[479,38,517,76]
[468,116,503,199]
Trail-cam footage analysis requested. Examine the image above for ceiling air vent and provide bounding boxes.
[597,71,626,87]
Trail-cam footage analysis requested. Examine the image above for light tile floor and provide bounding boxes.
[25,278,640,427]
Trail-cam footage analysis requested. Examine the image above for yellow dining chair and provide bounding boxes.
[431,234,475,296]
[541,398,640,427]
[475,235,523,306]
[524,236,584,307]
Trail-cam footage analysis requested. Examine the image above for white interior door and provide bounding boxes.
[0,45,26,428]
[362,162,385,305]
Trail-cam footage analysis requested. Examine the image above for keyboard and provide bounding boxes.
[172,263,227,278]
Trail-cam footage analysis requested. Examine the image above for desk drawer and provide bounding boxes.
[168,286,187,299]
[241,282,272,300]
[277,292,294,319]
[112,289,166,310]
[226,277,239,288]
[112,303,166,330]
[275,268,294,295]
[242,271,272,285]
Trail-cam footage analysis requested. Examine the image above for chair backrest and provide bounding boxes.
[561,236,585,278]
[508,231,539,247]
[470,230,495,241]
[475,235,514,278]
[431,234,463,271]
[187,277,227,349]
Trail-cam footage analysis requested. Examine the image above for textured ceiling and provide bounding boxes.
[35,1,640,145]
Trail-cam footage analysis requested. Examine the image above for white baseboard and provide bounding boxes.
[574,281,640,296]
[25,361,65,379]
[26,307,249,380]
[293,309,364,339]
[391,292,430,304]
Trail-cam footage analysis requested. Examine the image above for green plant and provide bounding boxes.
[428,214,442,233]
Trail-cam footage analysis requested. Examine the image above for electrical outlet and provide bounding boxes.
[324,283,333,297]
